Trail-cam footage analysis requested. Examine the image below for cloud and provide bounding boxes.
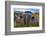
[14,8,39,13]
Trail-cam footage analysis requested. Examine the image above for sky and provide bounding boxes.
[14,8,39,13]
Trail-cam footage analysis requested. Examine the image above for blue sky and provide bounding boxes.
[14,8,39,13]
